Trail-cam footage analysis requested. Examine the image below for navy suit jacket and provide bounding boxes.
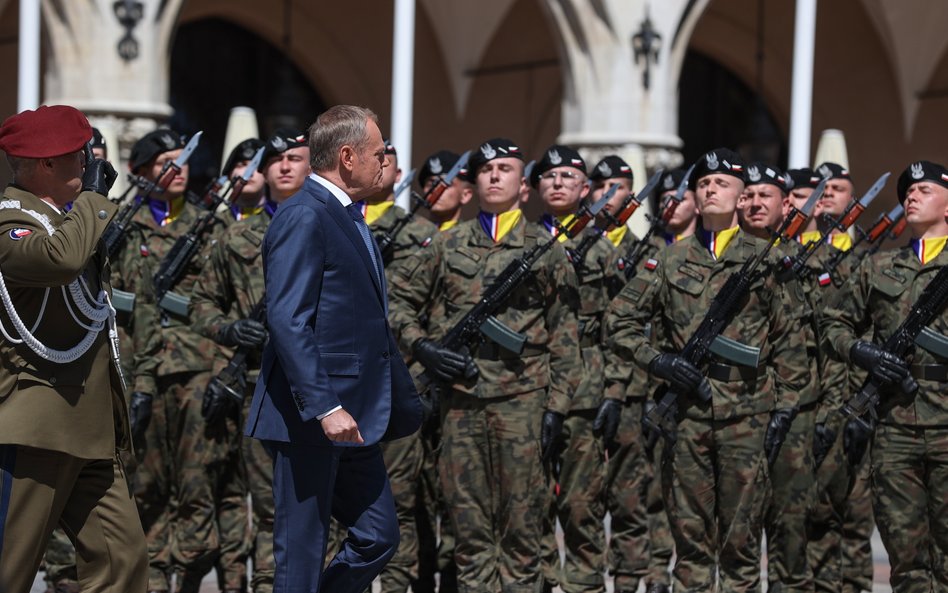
[245,177,422,447]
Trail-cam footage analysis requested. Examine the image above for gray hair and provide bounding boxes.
[308,105,379,173]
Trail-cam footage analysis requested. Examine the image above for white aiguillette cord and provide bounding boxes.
[0,201,125,389]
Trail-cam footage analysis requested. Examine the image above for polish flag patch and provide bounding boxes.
[8,228,31,240]
[818,272,832,286]
[644,258,659,271]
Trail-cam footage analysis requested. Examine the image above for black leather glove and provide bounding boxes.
[849,341,911,386]
[540,410,566,480]
[813,422,836,469]
[202,377,243,425]
[593,399,622,454]
[217,319,268,349]
[129,391,153,446]
[843,417,872,468]
[81,158,117,197]
[413,339,470,382]
[764,409,796,466]
[649,353,708,398]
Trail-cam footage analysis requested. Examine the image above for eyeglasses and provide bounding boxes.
[539,170,582,186]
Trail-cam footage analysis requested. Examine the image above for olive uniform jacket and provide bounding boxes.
[0,185,128,459]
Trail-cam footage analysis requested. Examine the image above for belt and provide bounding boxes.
[477,343,545,361]
[706,363,767,383]
[910,364,948,382]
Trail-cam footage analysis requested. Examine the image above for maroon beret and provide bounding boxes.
[0,105,92,158]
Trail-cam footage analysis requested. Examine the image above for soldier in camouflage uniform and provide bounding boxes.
[738,163,822,592]
[799,163,874,593]
[357,140,438,593]
[600,164,696,593]
[412,150,472,593]
[603,148,808,592]
[388,137,583,593]
[529,145,618,593]
[823,160,948,593]
[110,129,233,592]
[190,130,310,593]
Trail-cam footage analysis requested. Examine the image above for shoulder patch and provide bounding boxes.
[8,228,32,240]
[817,272,832,287]
[644,258,659,271]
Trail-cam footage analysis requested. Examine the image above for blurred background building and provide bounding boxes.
[1,0,947,219]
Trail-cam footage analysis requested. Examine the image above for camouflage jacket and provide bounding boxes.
[560,229,620,410]
[369,203,437,285]
[603,230,809,420]
[822,244,948,426]
[110,198,226,388]
[190,211,270,378]
[387,214,583,414]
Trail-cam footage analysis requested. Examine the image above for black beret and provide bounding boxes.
[530,145,587,188]
[689,148,745,190]
[660,167,687,193]
[467,138,523,175]
[263,127,307,161]
[222,138,265,177]
[130,129,183,172]
[589,155,634,183]
[787,168,822,190]
[419,150,464,187]
[384,138,397,156]
[90,127,106,150]
[896,160,948,203]
[815,162,851,182]
[744,162,790,193]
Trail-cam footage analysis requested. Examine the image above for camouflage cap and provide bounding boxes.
[896,160,948,203]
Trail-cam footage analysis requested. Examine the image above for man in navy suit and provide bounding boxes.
[245,105,423,593]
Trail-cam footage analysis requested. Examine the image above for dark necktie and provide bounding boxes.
[345,202,383,290]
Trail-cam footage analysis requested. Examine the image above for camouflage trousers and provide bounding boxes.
[241,383,273,593]
[43,527,77,590]
[604,399,651,592]
[134,371,239,592]
[440,389,551,593]
[645,435,674,588]
[377,431,425,593]
[808,419,874,593]
[414,417,458,593]
[871,423,948,593]
[554,409,606,593]
[663,413,770,593]
[765,404,817,593]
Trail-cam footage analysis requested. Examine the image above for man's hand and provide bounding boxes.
[849,341,911,385]
[81,158,117,197]
[217,319,269,349]
[320,409,365,444]
[129,391,153,446]
[540,410,566,480]
[649,353,709,398]
[764,408,795,466]
[593,399,622,455]
[413,339,471,382]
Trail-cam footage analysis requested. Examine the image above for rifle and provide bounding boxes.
[850,205,907,273]
[152,145,265,316]
[643,202,813,446]
[842,263,948,427]
[779,173,887,281]
[569,170,664,271]
[103,131,204,259]
[823,203,903,277]
[622,165,697,281]
[205,299,267,407]
[415,191,610,391]
[375,152,471,263]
